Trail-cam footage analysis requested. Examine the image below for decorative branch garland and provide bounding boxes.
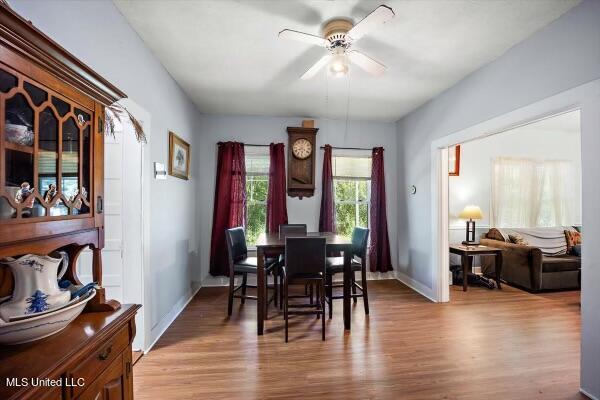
[104,103,147,144]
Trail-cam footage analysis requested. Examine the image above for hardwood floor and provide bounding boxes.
[134,280,584,400]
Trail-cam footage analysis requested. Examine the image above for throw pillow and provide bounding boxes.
[564,230,582,254]
[508,233,528,246]
[487,228,508,242]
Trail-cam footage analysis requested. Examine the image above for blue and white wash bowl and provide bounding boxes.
[0,253,71,322]
[0,289,95,345]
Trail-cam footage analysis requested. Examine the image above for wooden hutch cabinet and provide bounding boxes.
[0,3,140,400]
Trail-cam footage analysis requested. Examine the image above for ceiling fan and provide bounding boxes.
[278,5,395,80]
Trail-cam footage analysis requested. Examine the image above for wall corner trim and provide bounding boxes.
[396,271,437,302]
[146,281,202,353]
[580,388,599,400]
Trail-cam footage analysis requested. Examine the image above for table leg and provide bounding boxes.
[461,255,469,292]
[257,247,265,335]
[495,252,503,289]
[343,247,351,330]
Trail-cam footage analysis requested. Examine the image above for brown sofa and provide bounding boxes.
[480,228,580,292]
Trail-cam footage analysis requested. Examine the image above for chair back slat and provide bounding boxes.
[285,237,326,278]
[279,224,307,238]
[225,227,248,262]
[351,227,370,260]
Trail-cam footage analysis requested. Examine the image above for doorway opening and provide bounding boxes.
[446,110,582,300]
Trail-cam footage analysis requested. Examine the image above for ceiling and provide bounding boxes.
[114,0,579,122]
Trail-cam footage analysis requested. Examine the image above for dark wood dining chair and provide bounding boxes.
[279,224,307,238]
[282,236,327,342]
[277,224,308,307]
[325,227,370,319]
[225,227,276,316]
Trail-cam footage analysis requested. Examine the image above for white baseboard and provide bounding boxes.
[581,388,599,400]
[146,281,201,353]
[201,275,230,287]
[395,271,437,302]
[201,271,395,287]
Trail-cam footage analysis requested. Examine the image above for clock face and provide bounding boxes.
[292,138,312,160]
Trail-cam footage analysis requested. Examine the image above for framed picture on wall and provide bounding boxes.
[449,144,460,176]
[169,131,190,180]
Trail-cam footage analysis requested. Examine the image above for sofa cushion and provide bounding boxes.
[564,229,582,254]
[508,232,528,245]
[487,228,508,242]
[542,255,581,273]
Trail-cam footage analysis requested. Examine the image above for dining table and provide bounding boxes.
[255,232,354,335]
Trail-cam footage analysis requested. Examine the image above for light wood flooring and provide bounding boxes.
[134,280,584,400]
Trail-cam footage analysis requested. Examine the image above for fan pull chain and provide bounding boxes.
[344,73,351,141]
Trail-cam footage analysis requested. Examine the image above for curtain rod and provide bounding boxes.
[220,143,380,150]
[217,143,277,147]
[320,146,380,151]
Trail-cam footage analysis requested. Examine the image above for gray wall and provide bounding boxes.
[10,0,203,345]
[396,0,600,397]
[198,115,398,285]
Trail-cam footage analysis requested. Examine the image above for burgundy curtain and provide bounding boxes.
[209,142,246,276]
[266,143,288,233]
[319,144,335,232]
[369,147,392,272]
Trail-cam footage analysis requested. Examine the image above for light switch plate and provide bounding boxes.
[154,162,167,180]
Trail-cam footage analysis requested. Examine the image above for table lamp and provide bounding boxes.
[458,205,483,245]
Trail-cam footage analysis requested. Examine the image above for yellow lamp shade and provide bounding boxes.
[458,205,483,220]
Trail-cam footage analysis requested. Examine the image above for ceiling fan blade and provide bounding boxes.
[348,50,386,76]
[279,29,329,47]
[347,5,395,42]
[301,55,332,80]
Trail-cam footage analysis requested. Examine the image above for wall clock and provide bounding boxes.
[287,126,318,198]
[292,138,312,160]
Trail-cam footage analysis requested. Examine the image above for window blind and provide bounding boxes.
[245,153,269,176]
[332,156,372,179]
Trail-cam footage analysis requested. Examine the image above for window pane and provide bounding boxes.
[246,203,266,246]
[245,150,269,246]
[357,180,369,202]
[334,180,355,202]
[335,203,355,239]
[247,176,268,203]
[358,203,369,229]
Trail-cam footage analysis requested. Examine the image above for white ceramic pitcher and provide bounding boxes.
[0,252,71,322]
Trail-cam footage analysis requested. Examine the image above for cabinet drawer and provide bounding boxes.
[36,384,62,400]
[69,325,130,398]
[77,352,126,400]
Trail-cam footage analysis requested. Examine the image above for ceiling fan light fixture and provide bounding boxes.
[279,5,395,80]
[328,54,349,78]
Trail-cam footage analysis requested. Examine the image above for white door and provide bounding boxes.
[77,99,150,351]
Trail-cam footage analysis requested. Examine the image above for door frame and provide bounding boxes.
[430,80,598,303]
[115,98,152,352]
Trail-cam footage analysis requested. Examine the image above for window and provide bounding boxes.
[333,155,371,238]
[245,150,269,246]
[491,157,576,228]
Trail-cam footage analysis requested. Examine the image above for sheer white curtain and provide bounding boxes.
[491,157,575,228]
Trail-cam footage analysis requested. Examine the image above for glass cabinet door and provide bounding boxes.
[1,67,94,221]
